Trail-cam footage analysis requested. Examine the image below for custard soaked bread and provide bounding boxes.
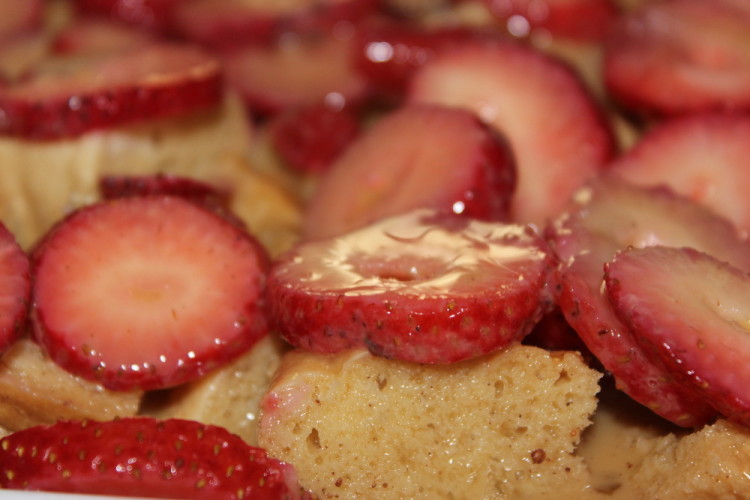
[258,344,603,499]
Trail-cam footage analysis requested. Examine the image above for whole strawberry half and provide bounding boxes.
[0,222,30,353]
[0,417,306,499]
[269,208,554,364]
[31,196,270,391]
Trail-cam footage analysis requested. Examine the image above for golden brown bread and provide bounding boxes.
[258,343,603,499]
[0,338,142,431]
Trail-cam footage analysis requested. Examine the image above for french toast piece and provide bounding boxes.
[0,338,142,431]
[148,334,288,447]
[0,93,252,249]
[258,343,603,499]
[619,419,750,499]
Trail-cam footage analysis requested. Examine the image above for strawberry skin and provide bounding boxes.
[302,104,516,240]
[0,222,30,353]
[0,417,305,499]
[605,246,750,426]
[31,196,270,391]
[0,43,222,139]
[269,209,554,364]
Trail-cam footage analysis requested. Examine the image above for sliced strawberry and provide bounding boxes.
[0,32,50,84]
[547,176,750,426]
[174,0,378,50]
[480,0,619,41]
[604,0,750,117]
[605,246,750,426]
[72,0,182,33]
[301,104,516,240]
[0,43,223,139]
[0,222,30,353]
[31,196,270,391]
[0,417,305,498]
[0,0,43,41]
[268,102,361,174]
[223,32,369,116]
[380,0,454,19]
[269,209,554,363]
[353,22,498,101]
[52,19,160,56]
[610,112,750,235]
[408,40,615,227]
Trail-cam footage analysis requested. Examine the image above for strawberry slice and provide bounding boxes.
[408,40,615,227]
[174,0,377,50]
[610,112,750,235]
[0,0,43,41]
[268,102,361,174]
[604,0,750,116]
[301,104,516,240]
[222,32,369,116]
[479,0,619,41]
[269,208,554,364]
[0,222,30,353]
[0,417,306,499]
[31,196,270,391]
[72,0,182,33]
[0,43,223,139]
[52,19,160,56]
[605,246,750,426]
[547,176,750,427]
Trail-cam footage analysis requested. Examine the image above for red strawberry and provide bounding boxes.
[301,104,516,240]
[610,112,750,235]
[0,222,30,353]
[0,0,43,41]
[605,246,750,426]
[479,0,619,41]
[72,0,182,34]
[222,32,369,116]
[268,103,361,174]
[547,176,750,427]
[31,196,270,391]
[269,208,554,364]
[604,0,750,117]
[52,19,160,56]
[0,43,223,139]
[174,0,377,50]
[408,40,615,227]
[0,417,306,499]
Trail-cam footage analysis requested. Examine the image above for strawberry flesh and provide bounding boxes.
[0,222,30,354]
[31,196,270,391]
[72,0,182,34]
[604,0,750,116]
[0,417,305,499]
[52,19,160,56]
[547,176,750,427]
[605,246,750,426]
[610,112,750,235]
[0,0,43,41]
[0,43,223,139]
[302,104,516,240]
[408,40,615,227]
[269,208,554,364]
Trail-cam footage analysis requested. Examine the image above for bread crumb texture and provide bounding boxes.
[258,343,602,499]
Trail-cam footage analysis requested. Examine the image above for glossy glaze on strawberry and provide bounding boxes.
[605,246,750,426]
[270,209,554,364]
[0,417,306,499]
[0,43,223,139]
[0,222,30,354]
[31,196,270,391]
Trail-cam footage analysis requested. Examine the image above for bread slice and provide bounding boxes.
[0,338,142,431]
[0,92,252,249]
[147,334,288,446]
[258,343,603,499]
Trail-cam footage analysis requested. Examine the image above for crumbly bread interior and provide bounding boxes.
[147,334,288,446]
[258,343,603,499]
[0,338,142,431]
[0,92,252,249]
